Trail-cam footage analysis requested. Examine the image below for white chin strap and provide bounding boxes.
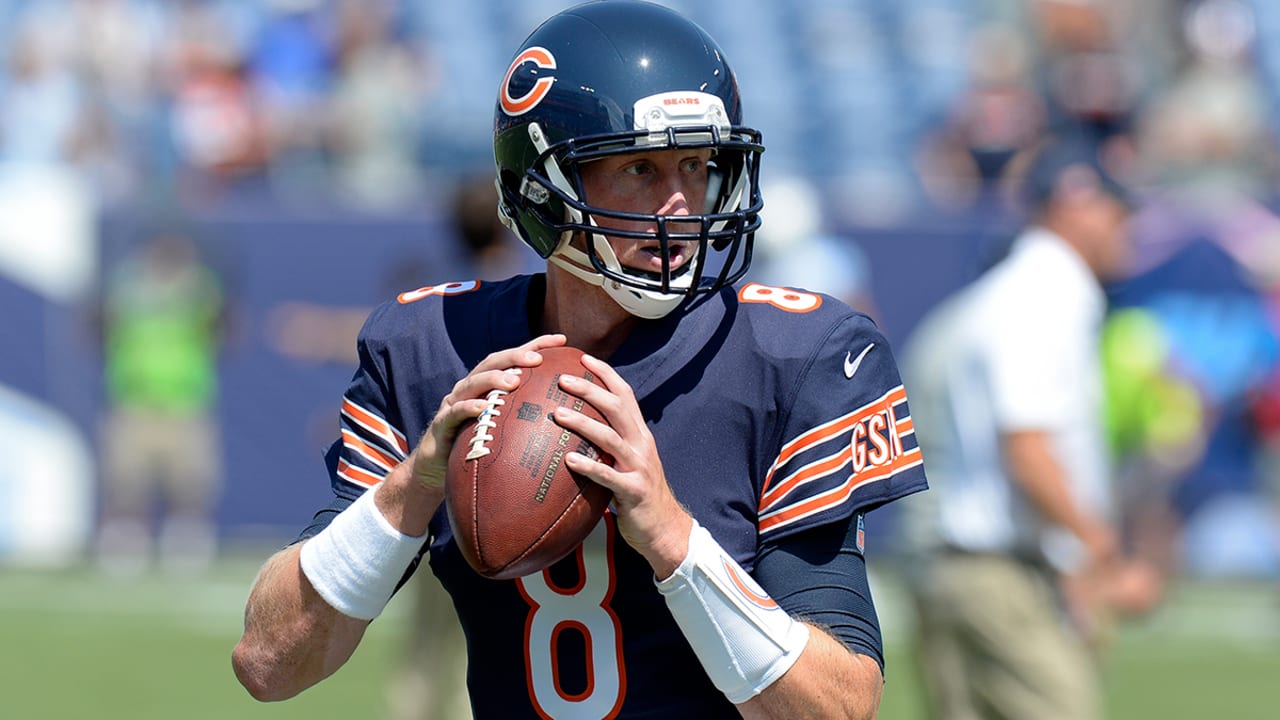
[550,236,694,320]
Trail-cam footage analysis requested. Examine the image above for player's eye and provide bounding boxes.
[622,161,654,176]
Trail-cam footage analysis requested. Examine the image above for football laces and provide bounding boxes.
[465,388,509,460]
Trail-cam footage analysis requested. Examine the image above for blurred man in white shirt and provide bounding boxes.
[899,137,1161,720]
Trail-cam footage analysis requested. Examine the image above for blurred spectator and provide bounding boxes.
[162,0,268,200]
[248,0,335,199]
[327,0,433,210]
[1104,238,1280,578]
[97,227,227,576]
[64,0,165,201]
[443,174,541,281]
[1030,0,1143,149]
[0,21,84,165]
[915,22,1048,209]
[1136,0,1274,210]
[1099,306,1207,575]
[897,137,1161,720]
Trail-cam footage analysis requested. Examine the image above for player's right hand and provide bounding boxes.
[557,352,694,579]
[409,334,568,492]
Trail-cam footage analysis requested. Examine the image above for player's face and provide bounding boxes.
[578,148,712,275]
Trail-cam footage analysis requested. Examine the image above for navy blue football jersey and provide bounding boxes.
[318,275,926,718]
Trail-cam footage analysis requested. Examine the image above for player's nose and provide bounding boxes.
[656,190,692,216]
[654,163,700,217]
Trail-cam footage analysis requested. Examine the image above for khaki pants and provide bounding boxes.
[97,407,222,574]
[101,407,221,518]
[908,553,1100,720]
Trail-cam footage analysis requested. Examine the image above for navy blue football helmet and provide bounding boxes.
[493,0,764,318]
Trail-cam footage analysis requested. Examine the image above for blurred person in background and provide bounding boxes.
[247,0,336,199]
[61,0,166,204]
[1131,0,1276,246]
[163,0,269,201]
[1030,0,1143,151]
[327,0,435,211]
[898,136,1162,720]
[97,227,228,576]
[0,20,85,166]
[914,21,1048,210]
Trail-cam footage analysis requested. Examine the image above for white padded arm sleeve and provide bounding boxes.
[655,520,810,703]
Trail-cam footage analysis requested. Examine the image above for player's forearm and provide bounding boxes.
[375,459,446,538]
[1003,430,1112,553]
[657,520,880,716]
[232,544,370,701]
[737,628,882,720]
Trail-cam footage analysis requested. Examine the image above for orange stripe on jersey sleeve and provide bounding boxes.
[761,416,857,498]
[759,446,853,514]
[341,398,409,457]
[337,458,386,488]
[895,416,915,435]
[760,386,907,504]
[341,429,399,472]
[759,448,923,534]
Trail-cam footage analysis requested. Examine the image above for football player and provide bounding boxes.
[232,2,928,718]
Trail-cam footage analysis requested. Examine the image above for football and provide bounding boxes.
[445,346,614,580]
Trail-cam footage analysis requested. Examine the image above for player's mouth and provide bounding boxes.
[636,241,693,273]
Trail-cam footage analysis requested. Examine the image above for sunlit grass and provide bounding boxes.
[2,557,1275,719]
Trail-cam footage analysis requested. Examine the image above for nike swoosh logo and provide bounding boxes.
[843,343,876,379]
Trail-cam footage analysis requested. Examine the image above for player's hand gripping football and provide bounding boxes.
[555,354,694,578]
[409,334,568,492]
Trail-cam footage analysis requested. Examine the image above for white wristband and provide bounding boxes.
[299,484,425,620]
[655,519,810,703]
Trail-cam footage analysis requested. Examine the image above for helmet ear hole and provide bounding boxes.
[705,164,725,214]
[498,168,523,201]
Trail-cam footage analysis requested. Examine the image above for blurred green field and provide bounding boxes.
[2,556,1277,719]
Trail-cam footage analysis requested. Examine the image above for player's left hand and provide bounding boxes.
[554,353,693,578]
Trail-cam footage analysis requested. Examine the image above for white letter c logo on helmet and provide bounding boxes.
[501,47,557,116]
